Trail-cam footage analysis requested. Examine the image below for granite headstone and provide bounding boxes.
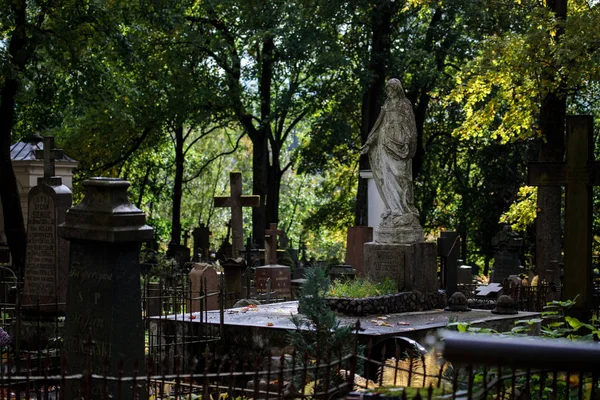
[59,178,153,399]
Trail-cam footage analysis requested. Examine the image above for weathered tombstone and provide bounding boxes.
[255,224,291,299]
[23,136,72,317]
[59,178,153,399]
[167,242,191,267]
[490,226,523,284]
[193,223,211,262]
[345,226,373,277]
[214,172,260,259]
[528,116,600,315]
[438,231,460,296]
[221,258,246,298]
[264,223,284,264]
[189,263,220,311]
[457,265,473,285]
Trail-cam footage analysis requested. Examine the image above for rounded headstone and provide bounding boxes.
[491,295,518,315]
[445,292,471,312]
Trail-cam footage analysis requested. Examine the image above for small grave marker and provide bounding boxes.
[490,226,523,284]
[193,223,211,261]
[189,263,221,311]
[214,172,260,258]
[438,231,460,296]
[256,223,291,299]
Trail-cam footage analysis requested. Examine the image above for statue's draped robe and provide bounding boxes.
[367,97,418,219]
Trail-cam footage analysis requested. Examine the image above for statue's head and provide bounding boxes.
[386,78,405,99]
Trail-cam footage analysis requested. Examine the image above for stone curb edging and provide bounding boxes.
[325,291,447,316]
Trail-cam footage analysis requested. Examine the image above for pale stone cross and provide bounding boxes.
[265,223,284,265]
[35,136,63,180]
[528,116,600,315]
[214,172,260,258]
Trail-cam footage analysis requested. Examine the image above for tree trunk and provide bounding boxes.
[0,0,29,277]
[171,124,184,245]
[252,134,268,248]
[356,0,398,226]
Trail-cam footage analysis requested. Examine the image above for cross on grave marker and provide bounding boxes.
[528,115,600,315]
[35,136,63,180]
[265,223,284,265]
[214,172,260,259]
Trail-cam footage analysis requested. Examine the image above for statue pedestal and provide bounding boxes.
[374,224,424,244]
[364,241,437,293]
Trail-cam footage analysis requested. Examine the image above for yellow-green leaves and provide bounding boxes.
[499,186,537,232]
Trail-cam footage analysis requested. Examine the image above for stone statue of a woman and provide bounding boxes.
[361,78,423,243]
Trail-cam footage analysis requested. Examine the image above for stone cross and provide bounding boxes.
[528,116,600,314]
[35,136,63,180]
[265,223,283,265]
[214,172,260,258]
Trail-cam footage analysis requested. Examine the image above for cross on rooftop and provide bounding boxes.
[35,136,63,180]
[265,223,284,265]
[527,115,600,316]
[214,172,260,258]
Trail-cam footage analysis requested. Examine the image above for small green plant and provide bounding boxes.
[328,277,397,298]
[512,297,600,340]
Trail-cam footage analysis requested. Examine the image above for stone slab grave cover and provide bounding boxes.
[528,116,600,316]
[22,136,72,316]
[490,226,523,283]
[214,172,260,259]
[361,79,439,306]
[255,223,291,299]
[189,263,221,312]
[59,178,153,399]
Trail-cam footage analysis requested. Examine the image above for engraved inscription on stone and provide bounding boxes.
[256,266,291,298]
[24,193,57,298]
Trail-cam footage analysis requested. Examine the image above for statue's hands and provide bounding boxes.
[360,144,369,155]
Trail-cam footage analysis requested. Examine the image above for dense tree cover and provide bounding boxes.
[2,0,599,270]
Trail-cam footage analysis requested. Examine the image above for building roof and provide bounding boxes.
[10,135,77,163]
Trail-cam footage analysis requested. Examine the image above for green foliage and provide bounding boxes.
[512,297,600,340]
[329,277,397,298]
[288,267,355,392]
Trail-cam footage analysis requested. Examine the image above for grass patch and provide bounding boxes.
[328,277,397,298]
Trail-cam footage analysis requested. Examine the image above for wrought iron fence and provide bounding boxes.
[0,320,597,398]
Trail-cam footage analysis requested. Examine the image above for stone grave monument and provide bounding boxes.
[22,136,72,316]
[490,226,523,284]
[255,223,291,300]
[59,178,153,399]
[345,226,372,276]
[214,172,260,259]
[438,231,460,296]
[361,78,439,301]
[189,263,221,311]
[528,116,600,316]
[0,134,77,268]
[192,223,211,261]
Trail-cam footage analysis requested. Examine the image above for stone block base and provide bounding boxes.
[364,241,438,293]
